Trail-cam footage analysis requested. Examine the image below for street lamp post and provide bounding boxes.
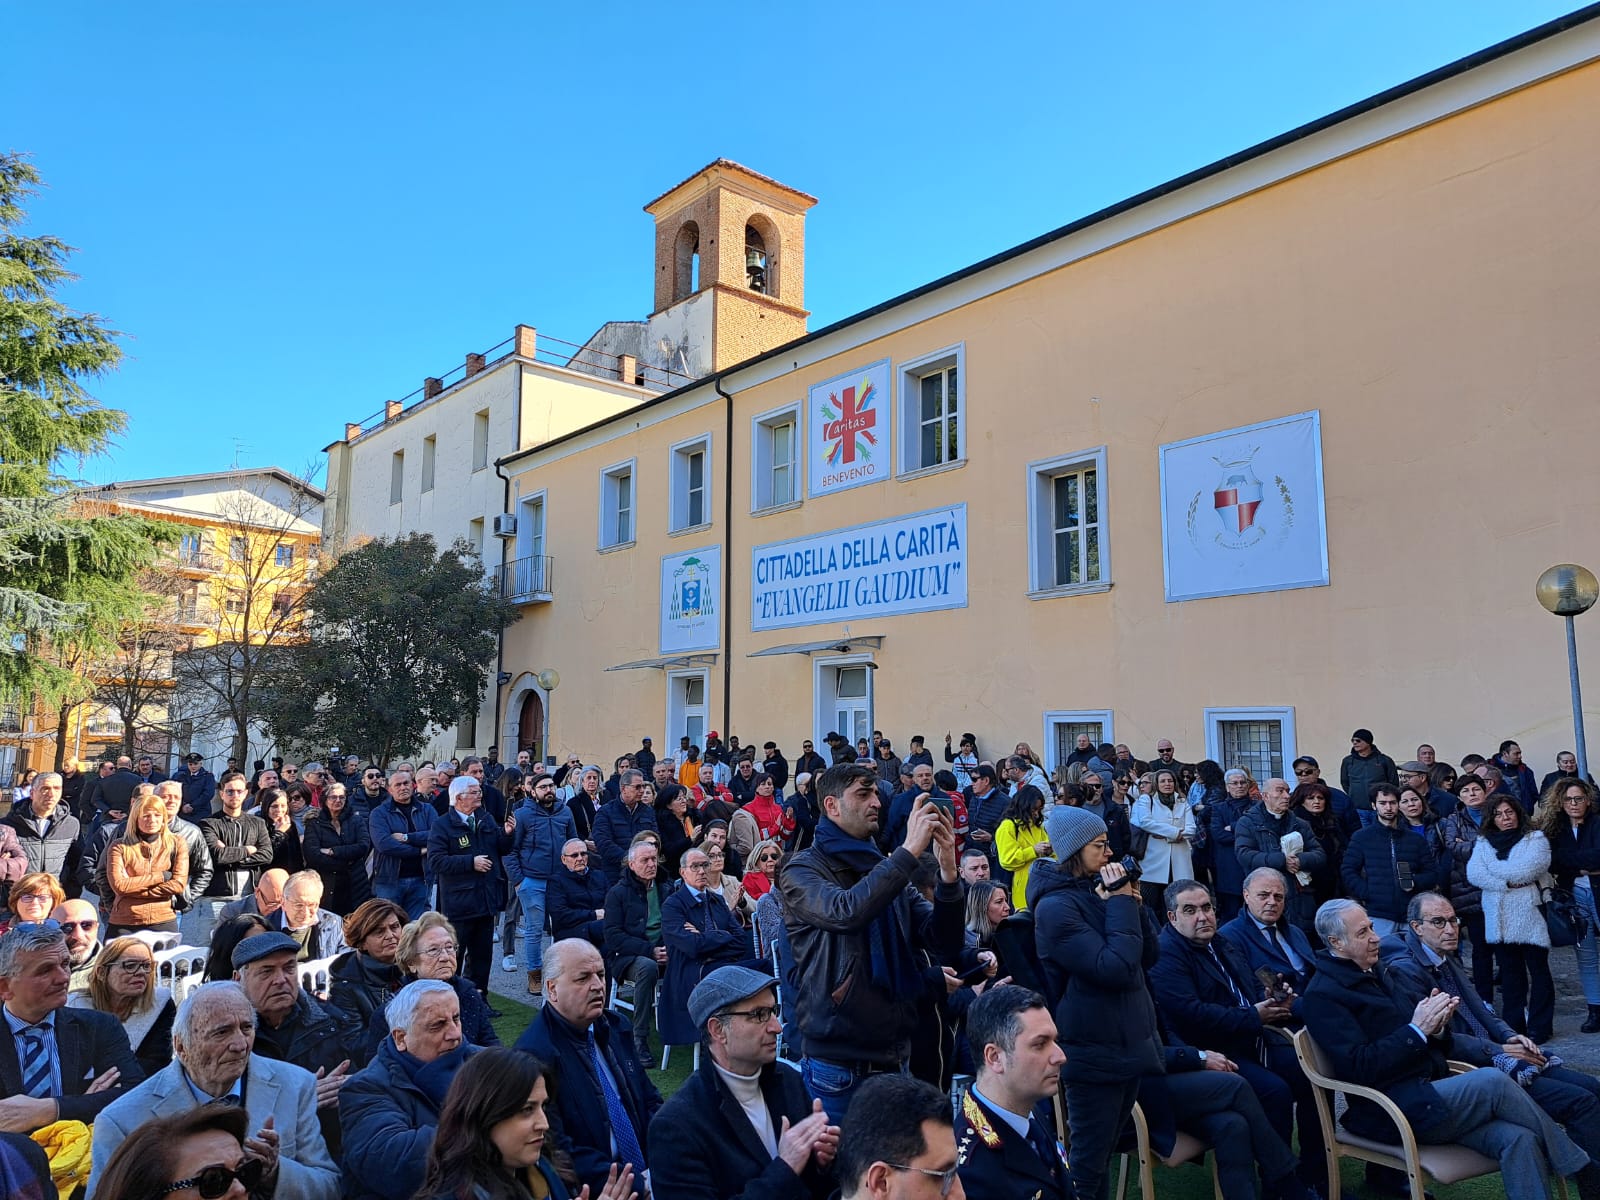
[536,668,560,769]
[1536,564,1600,780]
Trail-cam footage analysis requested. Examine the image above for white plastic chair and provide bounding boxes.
[153,944,208,989]
[300,954,339,998]
[130,929,182,952]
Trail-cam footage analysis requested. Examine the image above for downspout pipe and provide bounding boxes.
[714,375,735,741]
[490,363,522,753]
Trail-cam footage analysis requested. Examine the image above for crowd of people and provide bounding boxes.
[2,726,1600,1200]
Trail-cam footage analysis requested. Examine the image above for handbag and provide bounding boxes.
[1540,886,1588,948]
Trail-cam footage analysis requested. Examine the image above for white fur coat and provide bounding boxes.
[1467,829,1552,947]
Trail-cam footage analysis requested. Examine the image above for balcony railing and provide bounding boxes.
[493,555,555,604]
[173,550,219,573]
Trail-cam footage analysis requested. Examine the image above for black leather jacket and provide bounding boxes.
[776,842,963,1067]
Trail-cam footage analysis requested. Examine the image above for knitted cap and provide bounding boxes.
[1043,805,1107,862]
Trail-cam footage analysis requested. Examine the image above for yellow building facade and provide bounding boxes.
[494,16,1600,780]
[65,470,322,770]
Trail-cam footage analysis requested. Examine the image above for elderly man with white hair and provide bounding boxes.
[1234,775,1326,932]
[90,980,338,1200]
[426,774,511,993]
[339,979,476,1200]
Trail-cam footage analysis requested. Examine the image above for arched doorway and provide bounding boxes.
[518,691,544,763]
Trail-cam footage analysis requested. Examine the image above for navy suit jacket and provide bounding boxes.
[955,1086,1069,1200]
[1218,912,1316,994]
[0,1005,144,1123]
[1149,924,1266,1064]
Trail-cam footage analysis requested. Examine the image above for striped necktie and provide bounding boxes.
[18,1023,53,1099]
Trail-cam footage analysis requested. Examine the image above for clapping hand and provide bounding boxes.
[1411,989,1459,1037]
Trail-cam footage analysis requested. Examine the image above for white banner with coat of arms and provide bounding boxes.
[1158,410,1329,603]
[660,546,721,653]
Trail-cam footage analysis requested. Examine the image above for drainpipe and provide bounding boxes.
[490,362,522,753]
[714,375,735,740]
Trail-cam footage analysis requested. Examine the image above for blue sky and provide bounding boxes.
[6,2,1579,486]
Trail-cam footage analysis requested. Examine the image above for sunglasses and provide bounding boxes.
[57,919,98,932]
[159,1159,265,1198]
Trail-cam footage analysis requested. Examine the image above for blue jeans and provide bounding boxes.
[517,879,548,970]
[1411,1068,1589,1200]
[801,1057,907,1126]
[1573,884,1600,1005]
[375,877,430,920]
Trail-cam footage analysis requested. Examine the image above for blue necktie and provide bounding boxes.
[18,1025,53,1099]
[587,1029,645,1173]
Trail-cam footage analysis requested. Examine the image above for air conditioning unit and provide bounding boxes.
[492,514,518,539]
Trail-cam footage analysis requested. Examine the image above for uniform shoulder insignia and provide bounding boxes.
[961,1089,1002,1150]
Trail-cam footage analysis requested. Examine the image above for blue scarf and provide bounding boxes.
[397,1042,471,1107]
[814,817,921,995]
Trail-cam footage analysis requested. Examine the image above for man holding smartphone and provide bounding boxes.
[1341,783,1439,937]
[778,763,963,1124]
[1150,879,1326,1189]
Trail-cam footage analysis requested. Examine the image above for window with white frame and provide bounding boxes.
[600,461,635,549]
[899,344,965,474]
[421,435,437,492]
[1205,707,1296,783]
[670,436,711,532]
[274,544,294,567]
[1027,447,1110,596]
[472,410,490,472]
[178,532,203,564]
[752,404,799,511]
[390,451,404,505]
[1043,709,1114,776]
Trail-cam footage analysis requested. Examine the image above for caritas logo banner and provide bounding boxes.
[808,359,891,499]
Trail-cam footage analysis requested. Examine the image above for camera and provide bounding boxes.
[1118,855,1143,880]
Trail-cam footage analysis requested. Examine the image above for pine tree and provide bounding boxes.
[0,152,172,710]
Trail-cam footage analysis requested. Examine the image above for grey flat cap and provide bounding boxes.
[687,965,776,1033]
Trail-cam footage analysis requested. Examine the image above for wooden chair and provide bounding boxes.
[1114,1101,1222,1200]
[1290,1027,1566,1200]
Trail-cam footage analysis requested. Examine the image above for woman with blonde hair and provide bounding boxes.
[69,934,174,1074]
[740,838,782,901]
[106,786,188,935]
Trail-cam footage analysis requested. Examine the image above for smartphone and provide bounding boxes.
[1255,966,1292,1003]
[956,962,991,987]
[926,792,954,815]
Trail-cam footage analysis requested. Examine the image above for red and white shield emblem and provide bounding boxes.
[1213,468,1264,535]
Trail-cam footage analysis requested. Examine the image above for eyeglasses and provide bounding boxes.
[1420,916,1462,928]
[159,1159,265,1198]
[112,959,153,974]
[886,1164,960,1196]
[720,1004,780,1024]
[563,851,589,859]
[682,862,710,873]
[1293,767,1317,777]
[57,919,98,932]
[419,944,458,959]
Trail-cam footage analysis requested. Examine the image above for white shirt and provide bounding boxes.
[714,1062,777,1156]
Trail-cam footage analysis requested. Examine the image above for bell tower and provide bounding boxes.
[645,160,816,372]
